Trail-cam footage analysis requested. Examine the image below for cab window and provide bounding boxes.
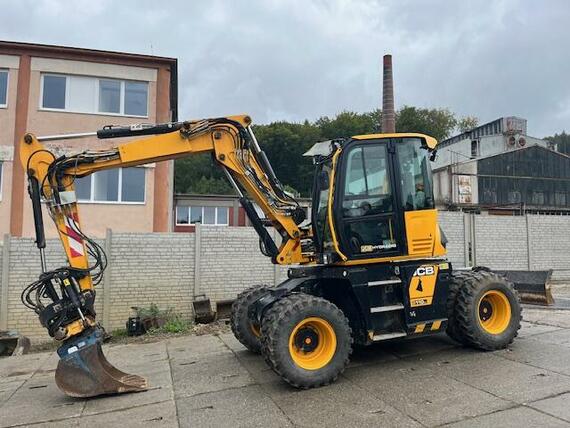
[397,138,435,211]
[340,144,399,256]
[343,146,392,217]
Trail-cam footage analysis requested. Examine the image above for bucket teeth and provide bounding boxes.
[55,327,148,398]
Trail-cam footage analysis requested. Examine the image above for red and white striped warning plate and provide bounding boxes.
[64,214,84,258]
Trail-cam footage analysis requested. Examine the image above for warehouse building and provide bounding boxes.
[433,117,570,213]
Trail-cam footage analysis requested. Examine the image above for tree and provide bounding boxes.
[315,110,380,139]
[253,121,321,197]
[174,107,466,196]
[457,116,479,133]
[396,106,457,142]
[545,131,570,156]
[174,153,234,195]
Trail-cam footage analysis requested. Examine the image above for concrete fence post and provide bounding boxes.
[102,228,112,331]
[0,234,10,330]
[525,214,532,270]
[469,213,477,267]
[193,222,201,298]
[462,213,470,267]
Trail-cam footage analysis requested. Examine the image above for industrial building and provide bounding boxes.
[433,117,570,213]
[0,41,177,238]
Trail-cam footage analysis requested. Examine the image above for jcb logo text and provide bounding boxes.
[413,266,435,276]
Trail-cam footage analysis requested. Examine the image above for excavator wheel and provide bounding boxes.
[453,271,522,350]
[230,285,270,354]
[446,271,479,344]
[260,293,352,389]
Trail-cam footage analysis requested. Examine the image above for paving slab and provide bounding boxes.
[176,385,293,428]
[217,332,249,353]
[27,400,178,428]
[80,400,178,428]
[230,350,282,384]
[529,392,570,422]
[172,351,255,397]
[0,353,50,381]
[426,349,570,404]
[528,327,570,347]
[0,378,25,405]
[517,321,563,338]
[498,337,570,376]
[261,375,421,428]
[343,356,511,427]
[0,371,83,428]
[167,334,229,359]
[444,405,569,427]
[523,308,570,328]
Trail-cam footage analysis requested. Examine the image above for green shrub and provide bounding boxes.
[135,303,192,335]
[111,328,129,338]
[162,316,192,334]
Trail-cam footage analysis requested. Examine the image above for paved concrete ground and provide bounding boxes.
[2,307,570,427]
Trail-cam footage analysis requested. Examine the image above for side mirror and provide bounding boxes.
[319,170,330,189]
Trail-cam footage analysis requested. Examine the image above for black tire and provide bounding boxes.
[454,271,522,350]
[230,285,269,354]
[260,293,352,389]
[446,270,478,344]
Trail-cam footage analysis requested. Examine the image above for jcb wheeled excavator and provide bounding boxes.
[20,114,522,397]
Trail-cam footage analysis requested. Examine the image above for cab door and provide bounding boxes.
[334,140,404,259]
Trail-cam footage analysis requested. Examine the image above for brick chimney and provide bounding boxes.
[382,54,395,133]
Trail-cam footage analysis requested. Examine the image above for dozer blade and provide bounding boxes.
[55,327,148,398]
[495,270,555,306]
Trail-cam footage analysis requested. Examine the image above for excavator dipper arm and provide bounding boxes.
[19,114,310,397]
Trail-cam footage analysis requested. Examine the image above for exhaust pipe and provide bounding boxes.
[55,327,148,398]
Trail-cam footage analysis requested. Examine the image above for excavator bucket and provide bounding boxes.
[495,270,555,306]
[55,327,148,398]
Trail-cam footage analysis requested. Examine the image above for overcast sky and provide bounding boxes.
[2,0,569,137]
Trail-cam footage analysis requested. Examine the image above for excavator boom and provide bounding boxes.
[19,114,310,397]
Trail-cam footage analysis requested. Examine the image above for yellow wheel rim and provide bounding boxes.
[288,317,337,370]
[478,290,511,335]
[250,323,261,338]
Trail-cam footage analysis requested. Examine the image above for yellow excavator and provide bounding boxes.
[20,114,522,397]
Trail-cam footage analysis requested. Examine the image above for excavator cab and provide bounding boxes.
[308,134,445,265]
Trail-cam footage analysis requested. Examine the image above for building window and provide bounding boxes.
[176,205,229,226]
[507,190,521,204]
[99,79,121,114]
[125,81,148,116]
[531,191,545,205]
[41,74,148,117]
[42,75,66,109]
[74,167,145,203]
[471,140,478,158]
[0,70,8,107]
[554,191,566,206]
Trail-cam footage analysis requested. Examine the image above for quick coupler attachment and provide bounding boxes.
[55,327,148,398]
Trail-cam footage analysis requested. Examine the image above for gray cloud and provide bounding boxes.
[1,0,569,136]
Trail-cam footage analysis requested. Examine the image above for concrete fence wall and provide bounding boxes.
[0,212,569,339]
[0,225,287,339]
